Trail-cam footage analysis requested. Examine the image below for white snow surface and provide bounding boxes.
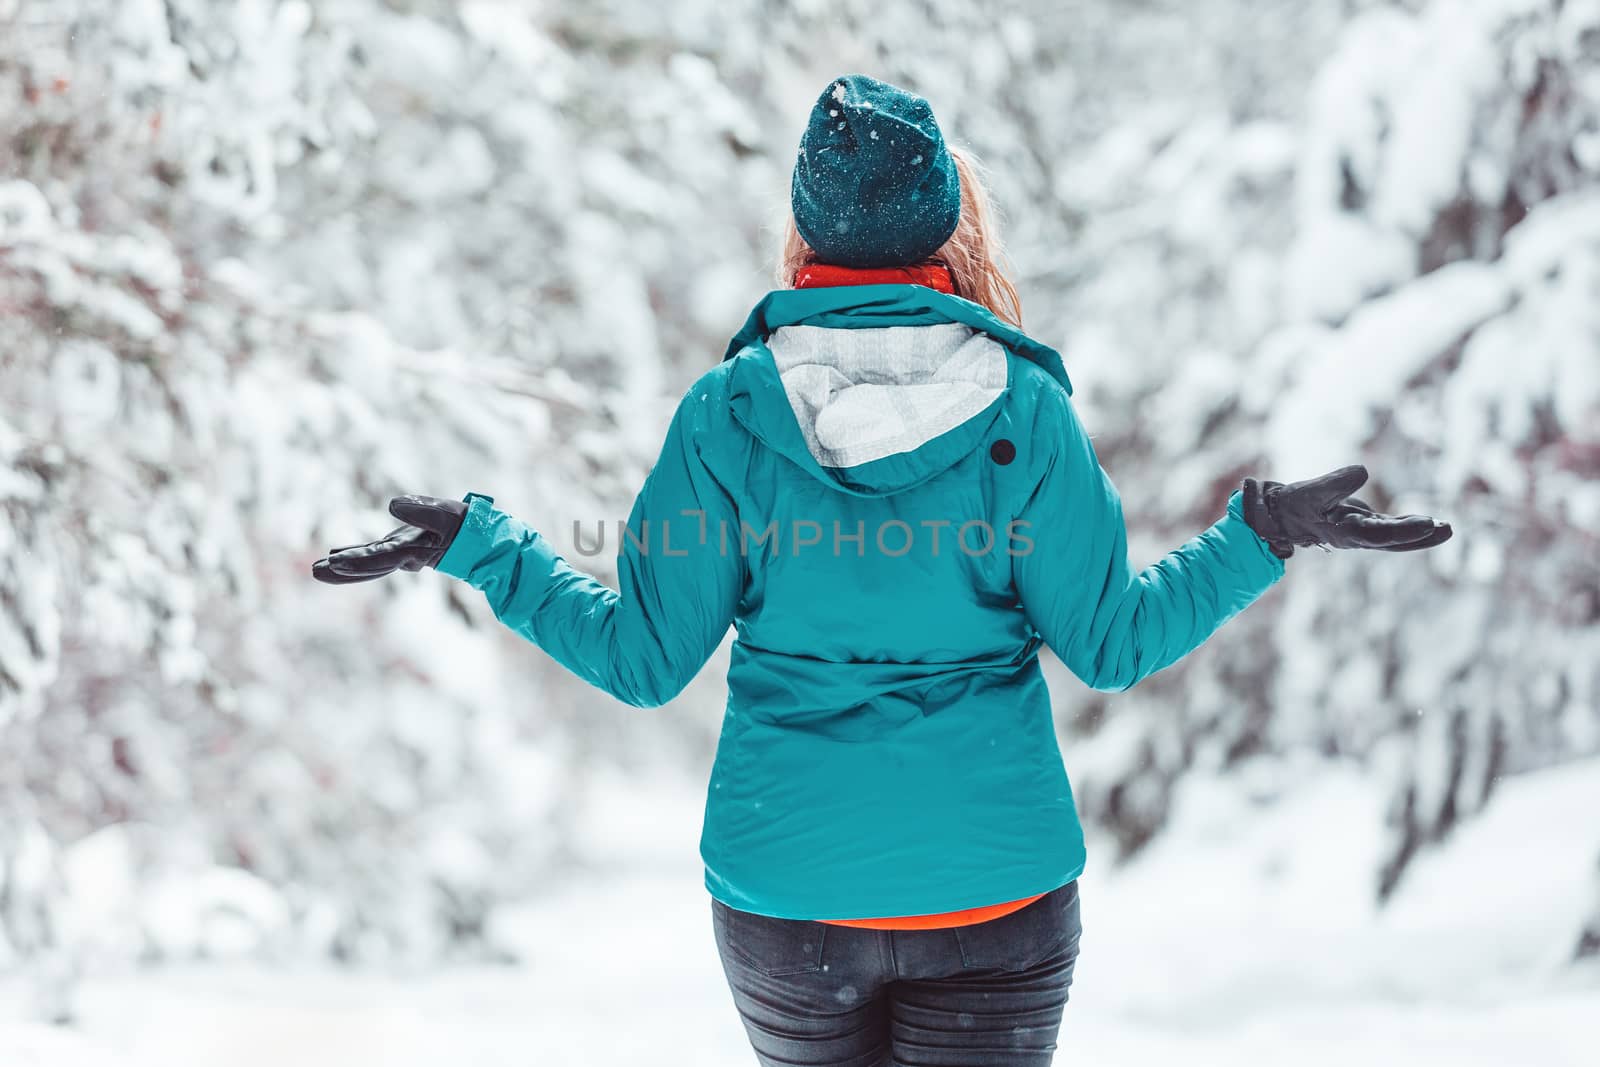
[3,760,1596,1067]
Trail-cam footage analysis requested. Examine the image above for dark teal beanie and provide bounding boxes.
[791,74,963,269]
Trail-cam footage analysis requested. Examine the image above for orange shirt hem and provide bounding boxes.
[816,892,1046,930]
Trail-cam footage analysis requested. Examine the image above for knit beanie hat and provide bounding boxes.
[790,74,963,269]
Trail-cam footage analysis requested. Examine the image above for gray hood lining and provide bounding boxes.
[767,323,1008,469]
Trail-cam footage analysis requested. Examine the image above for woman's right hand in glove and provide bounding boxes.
[312,495,467,584]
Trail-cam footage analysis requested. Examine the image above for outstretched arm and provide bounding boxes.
[1011,395,1286,693]
[435,383,743,708]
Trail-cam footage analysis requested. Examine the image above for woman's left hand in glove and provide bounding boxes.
[312,495,467,584]
[1241,464,1453,560]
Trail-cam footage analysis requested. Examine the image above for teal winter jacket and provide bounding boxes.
[436,284,1287,920]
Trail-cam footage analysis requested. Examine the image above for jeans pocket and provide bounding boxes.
[713,899,829,977]
[954,880,1081,973]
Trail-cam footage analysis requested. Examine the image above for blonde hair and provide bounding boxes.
[777,142,1025,329]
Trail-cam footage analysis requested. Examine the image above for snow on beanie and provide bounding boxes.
[791,74,963,269]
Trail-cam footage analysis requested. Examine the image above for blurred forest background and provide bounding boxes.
[2,0,1598,1022]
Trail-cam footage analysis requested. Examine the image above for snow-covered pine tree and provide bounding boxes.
[1046,0,1600,951]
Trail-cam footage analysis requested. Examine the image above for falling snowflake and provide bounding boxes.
[911,154,923,164]
[869,130,879,140]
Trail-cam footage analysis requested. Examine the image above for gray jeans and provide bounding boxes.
[712,880,1081,1067]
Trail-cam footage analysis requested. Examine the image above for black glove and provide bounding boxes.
[1241,464,1452,560]
[312,495,468,584]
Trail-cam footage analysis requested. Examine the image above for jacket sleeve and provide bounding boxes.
[1012,392,1286,693]
[434,382,743,708]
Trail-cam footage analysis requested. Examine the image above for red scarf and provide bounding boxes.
[794,262,956,294]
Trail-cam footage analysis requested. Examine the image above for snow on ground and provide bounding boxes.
[3,758,1597,1066]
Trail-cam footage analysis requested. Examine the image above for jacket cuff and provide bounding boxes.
[435,492,499,580]
[1224,489,1290,575]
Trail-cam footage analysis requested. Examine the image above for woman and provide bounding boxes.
[314,74,1451,1067]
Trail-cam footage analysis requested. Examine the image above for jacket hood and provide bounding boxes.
[721,285,1072,497]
